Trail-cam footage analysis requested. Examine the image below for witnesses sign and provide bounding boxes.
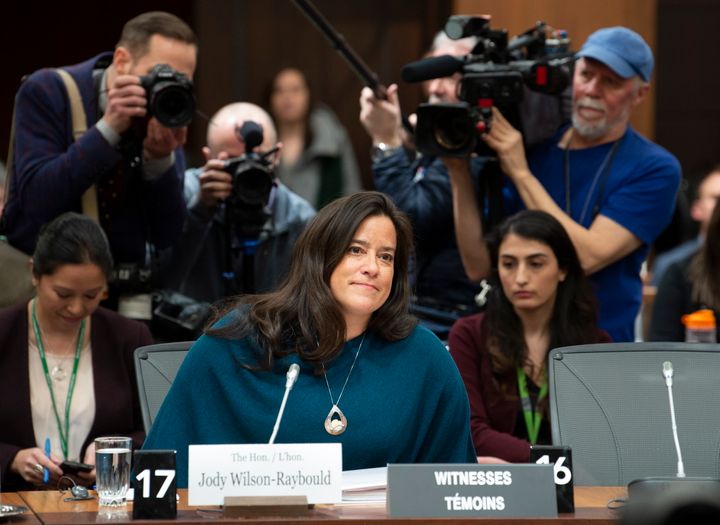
[188,443,342,505]
[387,464,557,517]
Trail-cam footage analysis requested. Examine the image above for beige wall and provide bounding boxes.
[453,0,657,139]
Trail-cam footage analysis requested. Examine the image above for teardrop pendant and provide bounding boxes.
[324,404,347,435]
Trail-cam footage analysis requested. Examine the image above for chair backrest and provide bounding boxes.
[134,341,194,434]
[549,342,720,486]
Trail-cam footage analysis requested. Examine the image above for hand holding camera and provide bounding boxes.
[104,63,195,141]
[480,107,531,180]
[198,151,233,209]
[144,118,187,159]
[103,75,147,134]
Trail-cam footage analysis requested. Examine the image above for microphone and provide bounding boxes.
[628,361,720,498]
[663,360,673,386]
[401,55,465,83]
[268,364,301,444]
[662,361,685,477]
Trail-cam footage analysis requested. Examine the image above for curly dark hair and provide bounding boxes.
[208,191,417,370]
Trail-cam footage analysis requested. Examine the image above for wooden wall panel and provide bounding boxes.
[655,0,720,186]
[193,0,450,187]
[453,0,657,139]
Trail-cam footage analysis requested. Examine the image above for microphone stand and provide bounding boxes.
[627,361,720,499]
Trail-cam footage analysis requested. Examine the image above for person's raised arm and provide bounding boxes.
[482,107,640,274]
[443,157,491,281]
[359,83,404,148]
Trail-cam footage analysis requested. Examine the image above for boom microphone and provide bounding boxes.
[401,55,465,83]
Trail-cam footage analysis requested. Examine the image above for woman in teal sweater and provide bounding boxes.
[144,191,476,486]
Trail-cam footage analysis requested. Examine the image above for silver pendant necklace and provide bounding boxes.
[321,333,366,436]
[48,355,72,381]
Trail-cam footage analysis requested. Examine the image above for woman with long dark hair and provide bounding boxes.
[144,191,476,486]
[650,201,720,341]
[267,67,361,208]
[0,213,152,491]
[449,210,608,462]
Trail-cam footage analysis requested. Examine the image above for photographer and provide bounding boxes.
[160,102,315,304]
[449,27,681,341]
[2,12,196,303]
[359,32,488,332]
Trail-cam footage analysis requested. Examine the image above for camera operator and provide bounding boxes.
[448,27,681,342]
[1,12,197,311]
[159,102,315,304]
[359,31,487,334]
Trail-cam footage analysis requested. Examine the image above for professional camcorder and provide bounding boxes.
[402,16,572,157]
[222,121,277,238]
[140,63,196,128]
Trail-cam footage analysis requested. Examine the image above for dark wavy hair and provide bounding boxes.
[689,200,720,310]
[209,191,417,370]
[485,210,601,382]
[32,212,114,280]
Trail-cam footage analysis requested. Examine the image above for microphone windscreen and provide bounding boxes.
[401,55,464,83]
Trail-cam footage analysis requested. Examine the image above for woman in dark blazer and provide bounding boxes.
[0,213,152,491]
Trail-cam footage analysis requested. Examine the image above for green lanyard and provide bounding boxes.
[31,298,86,460]
[516,366,548,445]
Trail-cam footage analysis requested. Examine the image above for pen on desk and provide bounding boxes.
[43,437,50,484]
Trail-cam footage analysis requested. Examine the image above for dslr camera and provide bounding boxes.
[403,16,572,157]
[140,63,196,128]
[222,121,277,238]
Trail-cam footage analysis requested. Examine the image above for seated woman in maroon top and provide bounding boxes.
[449,210,609,463]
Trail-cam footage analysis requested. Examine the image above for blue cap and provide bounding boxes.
[576,27,654,81]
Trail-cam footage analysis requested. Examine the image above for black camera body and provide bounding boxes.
[221,121,275,238]
[111,262,153,293]
[407,17,572,157]
[140,64,196,128]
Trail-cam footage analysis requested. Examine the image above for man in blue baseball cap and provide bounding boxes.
[446,26,681,342]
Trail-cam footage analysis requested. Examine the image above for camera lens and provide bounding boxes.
[433,111,473,152]
[150,82,196,128]
[232,162,274,207]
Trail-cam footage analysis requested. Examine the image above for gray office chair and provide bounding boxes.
[134,341,194,433]
[549,342,720,486]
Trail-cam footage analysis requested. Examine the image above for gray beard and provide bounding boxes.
[571,113,610,142]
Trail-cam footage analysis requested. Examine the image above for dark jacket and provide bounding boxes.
[3,53,187,264]
[0,303,152,491]
[448,313,610,462]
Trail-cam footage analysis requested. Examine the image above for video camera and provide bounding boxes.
[221,121,277,238]
[140,63,196,128]
[402,16,572,157]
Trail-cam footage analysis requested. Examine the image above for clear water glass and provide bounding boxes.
[95,437,132,506]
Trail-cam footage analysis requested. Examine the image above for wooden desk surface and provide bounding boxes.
[1,492,40,525]
[18,487,627,525]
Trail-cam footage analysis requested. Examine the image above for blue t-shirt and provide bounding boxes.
[504,126,681,341]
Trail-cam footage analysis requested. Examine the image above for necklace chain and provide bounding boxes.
[321,333,366,408]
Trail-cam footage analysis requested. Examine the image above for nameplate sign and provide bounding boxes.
[188,443,342,505]
[387,464,557,518]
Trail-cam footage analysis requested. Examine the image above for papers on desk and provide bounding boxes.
[342,467,387,504]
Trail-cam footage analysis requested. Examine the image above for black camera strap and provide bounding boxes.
[563,130,624,224]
